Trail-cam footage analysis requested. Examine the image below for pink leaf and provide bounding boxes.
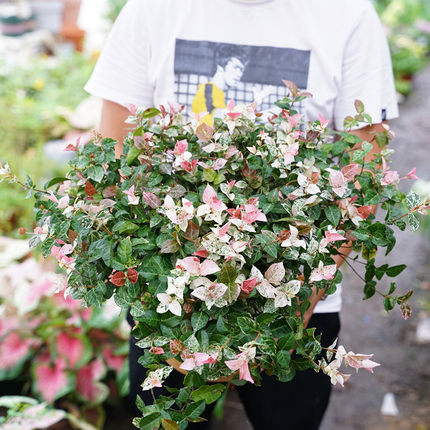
[287,113,303,129]
[142,192,161,209]
[0,333,35,369]
[125,104,137,115]
[241,278,257,294]
[403,167,418,180]
[310,263,337,282]
[176,257,200,274]
[174,139,188,155]
[225,146,240,159]
[193,249,208,259]
[329,170,347,198]
[76,359,105,401]
[202,184,217,205]
[179,358,197,371]
[318,113,329,127]
[213,158,227,170]
[57,333,84,369]
[196,123,214,142]
[341,164,360,182]
[218,222,231,238]
[35,361,68,403]
[200,259,221,276]
[357,205,373,219]
[265,263,285,285]
[325,231,346,243]
[381,171,399,186]
[227,112,241,120]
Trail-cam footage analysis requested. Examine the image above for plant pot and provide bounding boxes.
[30,0,64,34]
[0,14,35,36]
[166,358,233,383]
[62,0,81,27]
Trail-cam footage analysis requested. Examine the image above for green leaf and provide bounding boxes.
[127,145,141,165]
[202,169,217,182]
[237,316,257,334]
[87,165,105,183]
[406,191,421,211]
[219,264,238,287]
[385,264,407,277]
[352,150,365,163]
[216,316,229,334]
[191,384,225,404]
[256,231,278,258]
[191,312,209,332]
[408,213,420,232]
[276,350,291,368]
[388,282,396,295]
[44,177,68,190]
[139,256,171,281]
[214,173,226,185]
[114,288,132,309]
[142,107,161,118]
[364,190,381,206]
[363,283,376,299]
[118,237,132,264]
[139,413,161,430]
[135,310,159,327]
[184,371,205,388]
[113,220,139,234]
[278,333,295,351]
[362,244,376,261]
[324,206,341,227]
[383,297,396,312]
[213,389,227,420]
[184,401,206,421]
[361,141,373,155]
[256,313,276,327]
[150,214,163,228]
[130,301,146,319]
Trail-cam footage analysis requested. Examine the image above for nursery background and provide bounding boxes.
[0,0,429,429]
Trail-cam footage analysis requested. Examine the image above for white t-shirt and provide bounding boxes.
[85,0,398,313]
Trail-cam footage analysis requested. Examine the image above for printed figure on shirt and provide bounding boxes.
[175,39,311,124]
[191,43,248,125]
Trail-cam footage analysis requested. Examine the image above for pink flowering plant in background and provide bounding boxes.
[0,256,129,426]
[2,87,429,428]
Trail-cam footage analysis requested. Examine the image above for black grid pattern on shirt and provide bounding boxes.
[175,73,302,117]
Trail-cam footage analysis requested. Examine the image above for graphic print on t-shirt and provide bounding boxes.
[174,39,310,125]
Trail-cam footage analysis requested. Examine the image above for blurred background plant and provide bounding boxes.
[104,0,127,24]
[373,0,430,95]
[0,52,95,236]
[0,243,130,429]
[0,52,93,153]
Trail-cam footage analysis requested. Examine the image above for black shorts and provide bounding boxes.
[127,311,340,430]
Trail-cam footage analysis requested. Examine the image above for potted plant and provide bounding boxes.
[2,88,427,428]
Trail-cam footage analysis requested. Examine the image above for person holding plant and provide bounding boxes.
[84,0,398,428]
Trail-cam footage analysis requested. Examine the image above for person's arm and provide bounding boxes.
[99,100,133,158]
[302,122,387,327]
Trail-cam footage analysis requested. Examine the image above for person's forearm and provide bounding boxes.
[99,100,132,157]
